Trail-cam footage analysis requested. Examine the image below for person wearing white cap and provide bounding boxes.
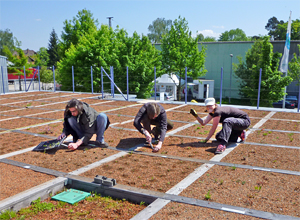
[189,98,251,154]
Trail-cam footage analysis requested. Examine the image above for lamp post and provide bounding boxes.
[229,54,233,103]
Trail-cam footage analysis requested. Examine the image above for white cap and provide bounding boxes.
[205,98,215,106]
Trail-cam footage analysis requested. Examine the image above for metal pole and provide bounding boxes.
[91,66,94,94]
[229,54,233,103]
[72,66,74,93]
[53,66,56,92]
[257,68,262,109]
[38,66,40,91]
[154,67,157,101]
[24,66,26,91]
[112,66,114,98]
[185,67,187,104]
[1,66,5,94]
[126,66,129,101]
[219,67,223,106]
[101,67,104,99]
[297,83,300,113]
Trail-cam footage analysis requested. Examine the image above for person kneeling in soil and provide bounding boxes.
[57,98,110,150]
[134,102,174,152]
[190,98,250,154]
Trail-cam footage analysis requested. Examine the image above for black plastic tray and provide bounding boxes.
[33,138,66,152]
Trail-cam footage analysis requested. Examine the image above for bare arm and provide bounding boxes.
[196,114,213,126]
[205,116,220,141]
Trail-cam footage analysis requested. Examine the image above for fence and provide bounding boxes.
[1,65,299,112]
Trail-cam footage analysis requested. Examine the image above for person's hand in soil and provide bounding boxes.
[68,139,82,150]
[57,133,66,140]
[152,141,162,152]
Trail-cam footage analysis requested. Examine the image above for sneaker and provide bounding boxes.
[215,144,226,154]
[95,141,109,148]
[240,130,246,142]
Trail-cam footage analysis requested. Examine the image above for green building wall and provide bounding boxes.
[155,40,300,99]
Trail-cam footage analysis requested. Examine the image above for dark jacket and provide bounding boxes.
[63,102,99,145]
[133,103,167,142]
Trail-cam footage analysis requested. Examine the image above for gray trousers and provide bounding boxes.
[216,117,251,145]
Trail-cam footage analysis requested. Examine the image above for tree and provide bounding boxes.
[233,36,293,106]
[265,16,300,40]
[265,16,285,40]
[3,46,31,91]
[47,29,60,67]
[60,9,98,57]
[58,24,162,98]
[219,28,250,41]
[147,18,172,43]
[0,29,21,56]
[288,45,300,85]
[161,16,207,100]
[197,33,216,42]
[36,47,49,67]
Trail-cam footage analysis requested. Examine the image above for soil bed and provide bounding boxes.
[0,108,47,116]
[23,122,64,138]
[80,153,201,193]
[246,130,300,147]
[222,144,300,171]
[8,147,118,173]
[260,119,300,131]
[108,106,142,116]
[271,112,300,120]
[150,201,261,220]
[0,132,51,155]
[180,165,300,217]
[0,163,55,200]
[11,193,146,220]
[106,114,134,124]
[0,117,53,129]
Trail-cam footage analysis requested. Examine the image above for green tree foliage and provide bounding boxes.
[233,36,293,106]
[265,16,300,40]
[36,47,50,67]
[147,18,172,43]
[58,24,162,98]
[161,16,207,100]
[47,29,60,67]
[39,66,53,84]
[265,16,285,40]
[0,29,21,56]
[197,33,216,42]
[60,9,98,57]
[3,46,32,90]
[288,45,300,85]
[219,28,250,41]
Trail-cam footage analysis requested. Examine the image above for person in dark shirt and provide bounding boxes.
[134,102,174,152]
[57,98,110,150]
[190,98,250,154]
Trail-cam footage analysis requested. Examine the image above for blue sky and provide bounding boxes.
[0,0,299,52]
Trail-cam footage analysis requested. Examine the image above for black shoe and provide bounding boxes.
[95,141,109,148]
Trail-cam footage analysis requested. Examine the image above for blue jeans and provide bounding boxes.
[67,113,108,143]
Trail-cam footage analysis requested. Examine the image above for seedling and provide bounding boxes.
[254,185,262,191]
[231,166,237,170]
[204,190,211,200]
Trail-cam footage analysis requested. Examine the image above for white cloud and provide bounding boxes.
[196,30,221,38]
[35,19,41,21]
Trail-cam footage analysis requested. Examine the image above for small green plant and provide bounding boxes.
[254,185,262,191]
[204,190,211,200]
[242,181,246,185]
[231,166,236,170]
[263,132,268,136]
[140,201,145,206]
[219,179,224,185]
[0,209,17,219]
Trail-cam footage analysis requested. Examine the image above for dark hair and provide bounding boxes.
[64,98,83,117]
[147,103,160,119]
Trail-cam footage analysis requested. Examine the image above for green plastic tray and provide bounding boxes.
[51,189,91,204]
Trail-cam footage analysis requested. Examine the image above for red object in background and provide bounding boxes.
[8,68,38,81]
